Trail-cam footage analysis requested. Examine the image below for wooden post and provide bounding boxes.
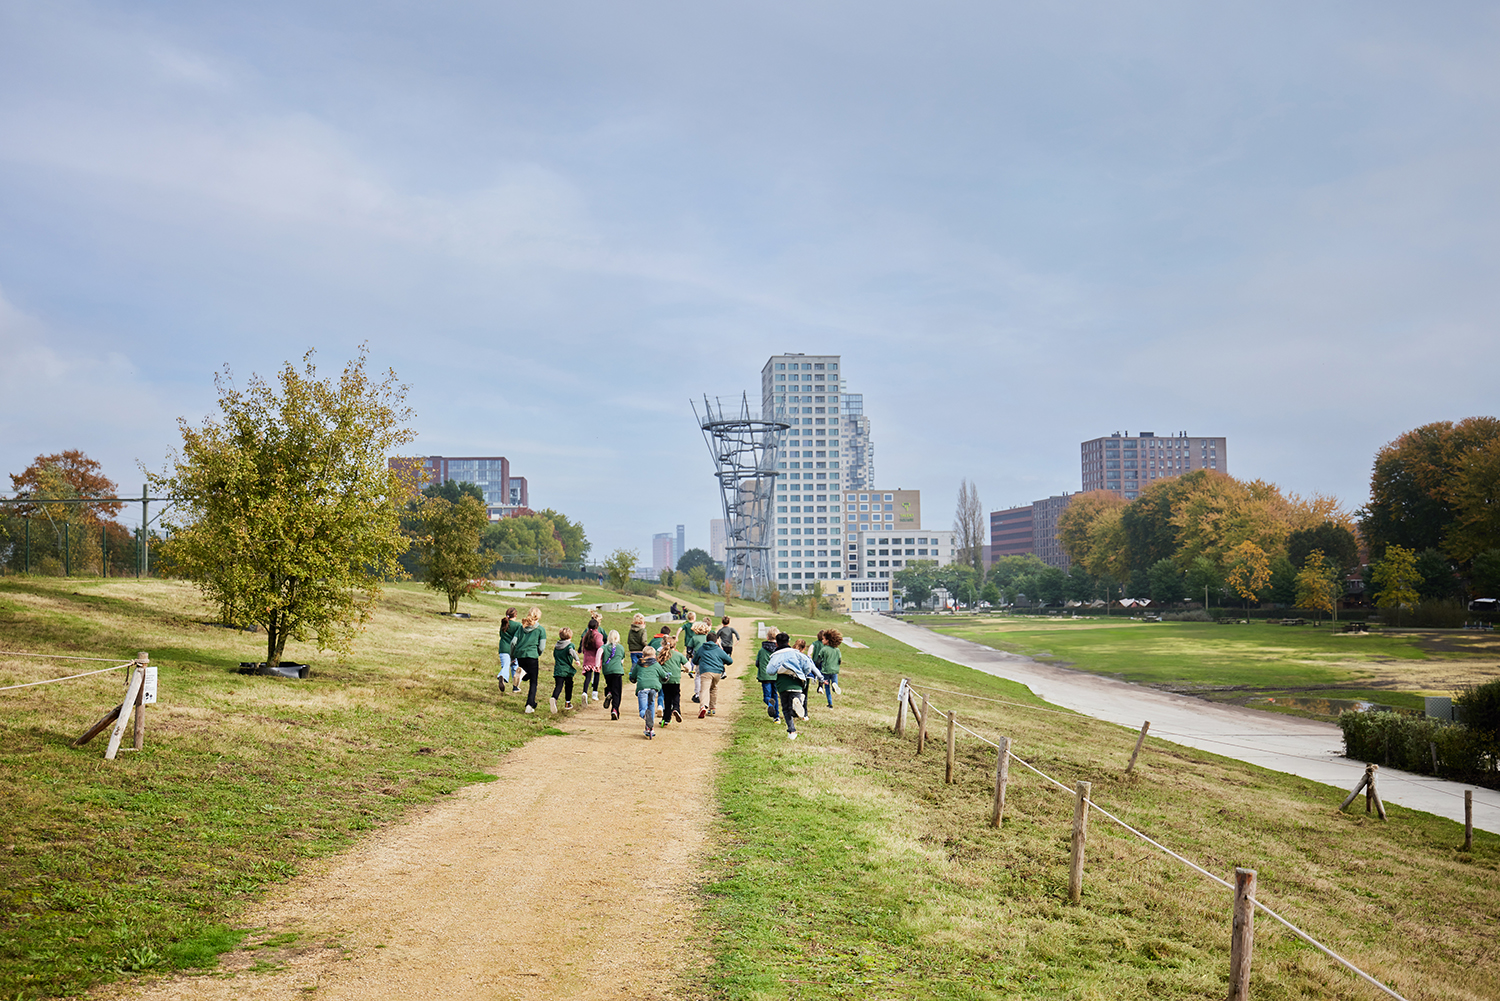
[132,678,145,751]
[991,736,1011,828]
[1430,741,1439,774]
[945,711,957,784]
[1338,767,1371,811]
[1068,780,1091,903]
[1464,790,1473,851]
[1126,720,1150,774]
[1228,867,1257,1001]
[104,668,144,760]
[72,705,122,747]
[1366,764,1386,820]
[916,695,930,755]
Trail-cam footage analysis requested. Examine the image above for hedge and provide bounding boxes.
[1339,710,1499,790]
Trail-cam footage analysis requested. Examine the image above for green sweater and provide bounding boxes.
[658,650,687,683]
[498,618,521,655]
[511,624,547,659]
[627,622,649,652]
[629,657,665,691]
[601,643,626,676]
[553,640,578,678]
[816,645,841,676]
[755,643,776,683]
[684,631,706,658]
[692,642,732,676]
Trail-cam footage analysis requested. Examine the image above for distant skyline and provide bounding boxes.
[4,2,1499,560]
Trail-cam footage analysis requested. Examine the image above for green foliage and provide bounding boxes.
[658,567,676,588]
[1372,544,1421,623]
[676,547,717,575]
[1415,548,1462,600]
[416,493,489,613]
[1339,710,1496,784]
[765,584,782,612]
[423,479,484,505]
[1362,417,1500,564]
[1268,554,1297,605]
[1407,599,1468,628]
[533,508,590,562]
[1183,555,1222,605]
[1456,678,1500,742]
[483,515,565,566]
[1287,520,1360,574]
[155,349,415,667]
[687,564,711,592]
[1147,557,1186,604]
[1473,549,1500,597]
[893,559,938,609]
[602,547,638,590]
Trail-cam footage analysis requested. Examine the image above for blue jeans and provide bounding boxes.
[823,673,838,706]
[762,680,780,719]
[497,652,513,683]
[637,689,659,728]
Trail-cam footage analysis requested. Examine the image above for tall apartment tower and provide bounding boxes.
[1080,431,1227,501]
[840,393,875,491]
[676,524,685,562]
[762,353,847,503]
[709,519,728,564]
[652,532,675,575]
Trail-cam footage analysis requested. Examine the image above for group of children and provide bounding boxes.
[752,627,843,739]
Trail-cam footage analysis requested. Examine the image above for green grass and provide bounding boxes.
[706,619,1499,999]
[0,575,671,1000]
[912,616,1500,712]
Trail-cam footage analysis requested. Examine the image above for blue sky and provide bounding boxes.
[3,1,1498,560]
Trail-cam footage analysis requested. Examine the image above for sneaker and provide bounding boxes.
[707,708,715,716]
[698,707,707,719]
[692,695,701,703]
[512,685,521,693]
[524,705,535,714]
[550,697,558,713]
[659,720,668,728]
[788,732,798,740]
[673,710,682,723]
[565,701,573,709]
[767,706,778,719]
[611,710,619,720]
[832,682,841,695]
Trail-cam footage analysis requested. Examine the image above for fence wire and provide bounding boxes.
[903,680,1412,1001]
[0,661,135,693]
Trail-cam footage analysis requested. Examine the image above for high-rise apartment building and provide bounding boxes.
[840,394,875,492]
[1081,432,1226,501]
[676,524,685,562]
[763,353,846,501]
[389,455,528,520]
[709,519,728,564]
[989,493,1073,570]
[652,532,675,575]
[990,505,1034,561]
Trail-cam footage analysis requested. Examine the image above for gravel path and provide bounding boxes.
[101,616,750,1001]
[855,612,1500,834]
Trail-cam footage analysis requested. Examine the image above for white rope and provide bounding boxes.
[0,650,137,663]
[900,680,1412,1000]
[0,661,134,692]
[908,682,1092,718]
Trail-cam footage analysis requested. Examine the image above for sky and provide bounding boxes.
[3,1,1499,561]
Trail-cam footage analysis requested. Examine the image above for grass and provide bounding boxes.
[0,574,671,1000]
[913,615,1500,715]
[706,617,1500,1000]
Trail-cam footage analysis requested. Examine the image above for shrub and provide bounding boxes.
[1338,710,1497,787]
[1163,609,1213,622]
[1456,678,1500,741]
[1407,598,1467,628]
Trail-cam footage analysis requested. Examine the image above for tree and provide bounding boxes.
[953,479,985,577]
[1185,556,1222,607]
[1447,436,1500,563]
[677,547,722,580]
[1287,521,1360,576]
[483,515,565,566]
[1268,555,1298,606]
[602,547,638,590]
[1064,564,1095,602]
[424,479,484,505]
[1472,549,1500,598]
[1034,565,1068,606]
[1371,544,1421,625]
[1414,548,1461,601]
[659,567,676,588]
[8,450,126,574]
[535,508,591,562]
[894,560,938,609]
[1225,541,1271,617]
[1294,549,1342,622]
[1147,558,1185,605]
[687,564,711,592]
[937,563,979,607]
[156,349,414,668]
[1362,417,1500,560]
[417,493,489,613]
[1057,491,1128,570]
[808,580,824,618]
[766,584,782,613]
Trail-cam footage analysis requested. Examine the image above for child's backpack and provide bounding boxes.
[582,626,602,652]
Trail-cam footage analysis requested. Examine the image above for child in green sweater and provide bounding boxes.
[629,646,663,739]
[550,627,579,713]
[657,636,687,726]
[601,629,627,720]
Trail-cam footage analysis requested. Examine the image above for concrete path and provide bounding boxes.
[854,612,1500,835]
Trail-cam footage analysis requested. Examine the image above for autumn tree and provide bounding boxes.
[602,547,638,590]
[417,492,489,613]
[535,507,591,562]
[1361,417,1500,560]
[953,479,986,577]
[1370,544,1421,626]
[156,349,415,668]
[1294,549,1342,622]
[1057,491,1128,570]
[1224,541,1271,619]
[1446,435,1500,564]
[7,450,125,574]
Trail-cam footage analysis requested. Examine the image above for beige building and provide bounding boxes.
[1080,432,1226,501]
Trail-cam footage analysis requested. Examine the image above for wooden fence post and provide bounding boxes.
[945,711,957,784]
[1228,867,1257,1001]
[916,695,930,755]
[1464,790,1473,851]
[1126,721,1150,774]
[1367,765,1386,821]
[104,668,145,761]
[1339,764,1373,812]
[991,737,1011,828]
[1068,780,1091,903]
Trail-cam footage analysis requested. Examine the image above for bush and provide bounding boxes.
[1456,678,1500,741]
[1338,710,1497,787]
[1407,599,1467,628]
[1163,610,1213,622]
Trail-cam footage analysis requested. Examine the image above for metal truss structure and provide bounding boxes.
[692,394,788,599]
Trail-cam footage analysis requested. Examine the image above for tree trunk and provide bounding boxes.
[266,608,279,668]
[449,592,459,614]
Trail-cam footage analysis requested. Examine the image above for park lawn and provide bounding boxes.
[0,575,664,1001]
[916,617,1465,696]
[706,616,1499,1001]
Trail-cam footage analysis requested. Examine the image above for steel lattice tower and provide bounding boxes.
[692,394,788,599]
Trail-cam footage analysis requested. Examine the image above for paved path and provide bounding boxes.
[854,612,1500,835]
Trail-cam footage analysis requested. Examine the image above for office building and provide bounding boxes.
[652,532,675,575]
[709,519,728,564]
[1032,494,1072,570]
[990,505,1034,561]
[988,494,1073,571]
[1081,431,1226,500]
[763,353,845,502]
[676,524,685,563]
[845,528,957,581]
[389,455,528,520]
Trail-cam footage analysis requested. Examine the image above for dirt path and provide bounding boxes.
[102,613,755,1001]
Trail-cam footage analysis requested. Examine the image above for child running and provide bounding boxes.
[657,636,686,726]
[497,607,520,693]
[690,628,732,718]
[767,632,823,740]
[578,613,605,703]
[550,627,579,712]
[630,645,664,738]
[756,625,780,720]
[601,629,626,720]
[816,628,843,707]
[688,619,710,704]
[627,613,648,669]
[509,607,547,713]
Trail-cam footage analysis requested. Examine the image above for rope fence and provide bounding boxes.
[896,678,1411,1001]
[0,661,134,692]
